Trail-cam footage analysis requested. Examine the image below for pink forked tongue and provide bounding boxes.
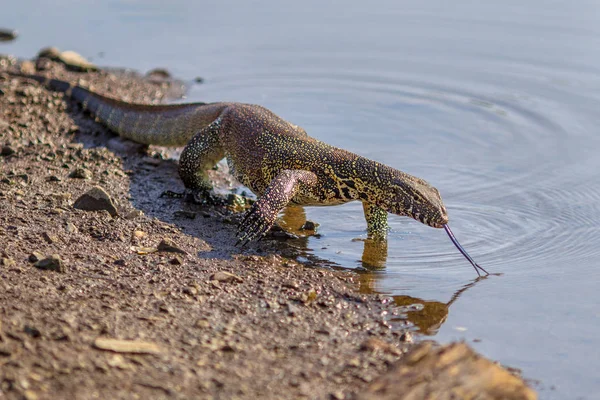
[444,224,489,277]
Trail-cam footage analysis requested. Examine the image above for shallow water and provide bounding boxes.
[4,1,600,397]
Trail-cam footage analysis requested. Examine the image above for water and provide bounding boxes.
[4,1,600,397]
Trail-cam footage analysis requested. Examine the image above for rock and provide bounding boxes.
[34,254,65,273]
[147,68,171,78]
[37,47,61,60]
[0,28,18,42]
[125,210,143,220]
[300,220,318,231]
[69,168,92,179]
[157,238,188,255]
[1,257,15,267]
[19,60,35,75]
[1,146,16,156]
[47,175,61,182]
[210,271,243,284]
[356,342,537,400]
[170,256,184,265]
[28,252,44,263]
[42,232,59,244]
[38,48,98,72]
[93,337,161,354]
[73,186,118,217]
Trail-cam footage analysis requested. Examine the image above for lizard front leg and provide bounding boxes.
[362,202,389,240]
[237,170,318,245]
[178,119,225,203]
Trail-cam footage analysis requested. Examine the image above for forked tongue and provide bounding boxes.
[444,224,489,277]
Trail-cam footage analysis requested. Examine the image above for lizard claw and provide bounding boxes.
[236,203,275,245]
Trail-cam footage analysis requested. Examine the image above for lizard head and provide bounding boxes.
[380,173,449,228]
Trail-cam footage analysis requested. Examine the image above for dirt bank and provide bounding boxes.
[0,54,535,400]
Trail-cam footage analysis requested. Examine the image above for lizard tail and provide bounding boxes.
[6,71,227,147]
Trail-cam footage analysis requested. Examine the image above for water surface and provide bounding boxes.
[4,1,600,398]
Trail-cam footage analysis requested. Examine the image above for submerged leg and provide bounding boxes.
[362,202,389,240]
[237,170,318,245]
[178,119,225,202]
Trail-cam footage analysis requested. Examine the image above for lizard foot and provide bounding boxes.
[236,203,276,247]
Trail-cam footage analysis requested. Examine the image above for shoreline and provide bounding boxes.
[0,53,535,399]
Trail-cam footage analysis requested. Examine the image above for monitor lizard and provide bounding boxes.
[6,71,488,276]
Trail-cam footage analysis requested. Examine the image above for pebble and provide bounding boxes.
[157,238,188,255]
[1,146,16,156]
[34,254,65,273]
[210,271,244,284]
[300,220,318,231]
[28,251,44,263]
[93,337,161,354]
[69,168,92,179]
[42,232,59,244]
[170,256,184,265]
[1,257,15,267]
[73,186,119,217]
[0,28,18,42]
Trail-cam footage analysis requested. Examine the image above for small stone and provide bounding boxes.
[34,254,65,273]
[24,326,41,338]
[42,232,59,244]
[125,210,143,220]
[73,186,118,216]
[0,28,18,42]
[194,76,204,84]
[28,252,44,263]
[133,230,147,239]
[23,391,38,400]
[93,337,161,354]
[282,281,300,289]
[300,220,318,231]
[287,303,300,317]
[146,68,171,79]
[1,146,16,156]
[47,175,61,182]
[210,271,243,284]
[37,46,61,59]
[19,61,35,75]
[170,256,184,265]
[69,168,92,179]
[1,257,15,267]
[66,223,78,233]
[157,238,188,255]
[58,50,98,72]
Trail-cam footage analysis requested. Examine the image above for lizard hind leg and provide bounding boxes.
[178,119,225,204]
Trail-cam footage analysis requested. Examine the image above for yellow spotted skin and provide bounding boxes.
[14,73,450,243]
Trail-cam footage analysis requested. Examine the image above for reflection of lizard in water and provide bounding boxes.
[9,71,486,276]
[358,273,483,335]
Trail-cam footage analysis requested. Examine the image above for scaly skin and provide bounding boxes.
[10,72,449,243]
